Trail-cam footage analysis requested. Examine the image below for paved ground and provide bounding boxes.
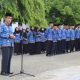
[0,50,80,80]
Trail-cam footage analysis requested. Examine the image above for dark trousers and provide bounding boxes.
[46,40,53,55]
[52,42,57,55]
[78,39,80,50]
[61,39,66,53]
[70,40,75,52]
[35,42,41,54]
[1,47,13,73]
[75,39,79,51]
[28,43,35,55]
[57,40,62,54]
[66,41,70,52]
[23,44,29,54]
[40,42,46,52]
[14,43,21,55]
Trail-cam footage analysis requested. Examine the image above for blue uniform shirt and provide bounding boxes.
[27,30,35,43]
[75,29,80,39]
[35,31,41,42]
[79,29,80,38]
[61,28,66,40]
[52,29,58,42]
[57,29,62,40]
[70,29,75,40]
[14,32,21,43]
[40,32,46,42]
[65,29,71,41]
[0,25,2,46]
[45,27,53,41]
[0,23,14,47]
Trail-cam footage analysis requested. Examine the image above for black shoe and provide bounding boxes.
[46,54,53,56]
[46,54,49,56]
[8,72,13,74]
[1,72,9,76]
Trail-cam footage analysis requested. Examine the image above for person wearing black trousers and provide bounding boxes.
[39,28,46,54]
[52,24,58,55]
[75,25,80,51]
[0,13,15,76]
[35,27,41,54]
[57,25,62,54]
[14,27,21,55]
[21,29,29,54]
[65,25,71,53]
[70,25,75,52]
[27,27,36,55]
[45,22,54,56]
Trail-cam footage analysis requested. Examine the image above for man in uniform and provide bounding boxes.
[0,13,15,76]
[45,22,54,56]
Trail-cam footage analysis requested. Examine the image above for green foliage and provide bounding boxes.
[0,0,47,27]
[1,0,80,26]
[45,0,80,25]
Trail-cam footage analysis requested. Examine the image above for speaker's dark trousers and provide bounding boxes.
[1,47,13,73]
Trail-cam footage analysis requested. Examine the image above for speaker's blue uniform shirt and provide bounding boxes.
[0,23,14,47]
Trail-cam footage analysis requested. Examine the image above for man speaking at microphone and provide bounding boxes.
[0,13,15,76]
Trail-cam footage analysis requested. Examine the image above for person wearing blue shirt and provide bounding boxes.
[14,27,21,55]
[70,25,75,52]
[79,26,80,50]
[0,25,2,48]
[39,28,46,54]
[75,25,80,51]
[60,24,66,53]
[52,24,58,55]
[0,13,15,76]
[57,24,62,54]
[35,27,41,54]
[65,25,71,53]
[45,22,53,56]
[27,27,36,55]
[21,29,29,54]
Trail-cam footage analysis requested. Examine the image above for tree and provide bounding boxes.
[0,0,47,27]
[45,0,80,25]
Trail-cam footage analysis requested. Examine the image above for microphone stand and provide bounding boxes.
[10,31,35,77]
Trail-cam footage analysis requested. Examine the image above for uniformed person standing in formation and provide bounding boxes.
[27,27,36,55]
[70,25,75,52]
[35,27,41,54]
[39,28,46,54]
[57,24,62,54]
[75,25,80,51]
[45,22,53,56]
[52,24,58,55]
[0,13,15,76]
[21,29,28,54]
[14,27,21,55]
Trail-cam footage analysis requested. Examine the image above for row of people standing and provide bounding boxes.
[14,27,46,55]
[46,22,80,56]
[13,22,80,56]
